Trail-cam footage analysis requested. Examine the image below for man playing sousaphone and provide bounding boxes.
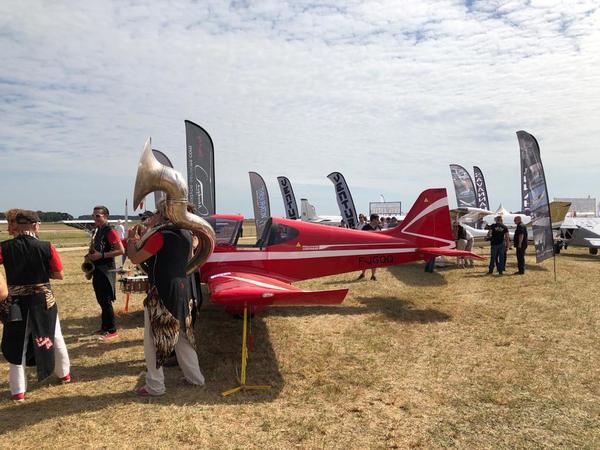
[87,206,124,340]
[127,138,215,396]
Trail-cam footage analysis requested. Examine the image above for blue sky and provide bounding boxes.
[1,0,599,217]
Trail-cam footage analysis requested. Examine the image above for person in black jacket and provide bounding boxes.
[487,216,510,275]
[513,216,528,275]
[87,206,124,340]
[0,210,71,402]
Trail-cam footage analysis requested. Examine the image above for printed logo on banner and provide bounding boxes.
[185,121,215,217]
[277,177,299,220]
[473,167,489,210]
[327,172,358,229]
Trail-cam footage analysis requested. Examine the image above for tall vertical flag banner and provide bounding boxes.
[516,130,554,264]
[327,172,358,229]
[124,198,128,225]
[472,166,490,210]
[152,149,174,207]
[449,164,477,208]
[185,120,216,217]
[277,176,299,220]
[249,172,271,238]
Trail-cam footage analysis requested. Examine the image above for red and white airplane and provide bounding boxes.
[201,188,480,314]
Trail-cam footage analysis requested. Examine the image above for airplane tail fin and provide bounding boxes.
[300,198,317,219]
[383,188,455,248]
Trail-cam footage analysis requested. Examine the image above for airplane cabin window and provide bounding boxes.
[267,223,300,246]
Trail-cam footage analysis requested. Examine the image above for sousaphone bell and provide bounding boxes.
[132,138,216,275]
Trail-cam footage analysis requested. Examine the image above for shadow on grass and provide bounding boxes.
[0,309,283,433]
[387,264,447,286]
[60,308,145,339]
[556,252,599,261]
[356,296,451,323]
[264,297,451,324]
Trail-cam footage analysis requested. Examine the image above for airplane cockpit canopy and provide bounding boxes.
[206,216,243,246]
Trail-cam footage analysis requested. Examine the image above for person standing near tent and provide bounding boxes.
[487,215,509,275]
[0,210,71,402]
[513,216,528,275]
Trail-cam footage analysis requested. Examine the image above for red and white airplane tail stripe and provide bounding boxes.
[383,188,455,248]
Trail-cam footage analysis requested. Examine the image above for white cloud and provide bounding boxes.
[0,0,599,216]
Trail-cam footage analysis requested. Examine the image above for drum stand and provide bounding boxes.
[222,303,271,397]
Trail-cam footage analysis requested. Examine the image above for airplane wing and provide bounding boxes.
[584,238,600,248]
[207,271,348,307]
[418,247,484,260]
[451,207,493,224]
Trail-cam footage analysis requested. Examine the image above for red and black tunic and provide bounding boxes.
[0,235,63,381]
[142,228,192,326]
[92,224,120,300]
[140,227,195,367]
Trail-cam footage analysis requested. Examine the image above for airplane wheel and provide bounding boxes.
[554,243,561,254]
[590,248,598,255]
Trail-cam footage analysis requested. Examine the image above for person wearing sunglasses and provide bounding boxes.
[87,206,124,340]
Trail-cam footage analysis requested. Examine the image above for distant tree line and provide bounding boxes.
[0,211,74,222]
[77,214,129,220]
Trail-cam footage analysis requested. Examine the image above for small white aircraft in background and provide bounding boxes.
[300,198,342,227]
[454,205,531,242]
[556,216,600,255]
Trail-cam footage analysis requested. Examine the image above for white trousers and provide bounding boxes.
[143,307,204,395]
[9,315,71,395]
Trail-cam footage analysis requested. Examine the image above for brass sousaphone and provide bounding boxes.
[132,138,216,275]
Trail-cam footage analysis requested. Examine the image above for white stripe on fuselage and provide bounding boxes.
[209,273,291,291]
[208,247,417,263]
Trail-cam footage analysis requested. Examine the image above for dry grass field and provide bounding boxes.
[0,229,599,449]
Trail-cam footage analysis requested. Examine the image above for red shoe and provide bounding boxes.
[135,386,164,397]
[99,331,118,341]
[60,373,72,384]
[11,393,25,402]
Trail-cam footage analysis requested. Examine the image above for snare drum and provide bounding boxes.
[119,275,149,293]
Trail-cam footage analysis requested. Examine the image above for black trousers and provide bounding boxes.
[516,247,526,274]
[92,274,116,332]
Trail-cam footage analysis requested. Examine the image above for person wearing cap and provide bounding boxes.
[487,215,510,275]
[87,206,124,340]
[0,210,71,402]
[126,207,204,396]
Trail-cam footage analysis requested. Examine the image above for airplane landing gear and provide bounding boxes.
[222,303,271,397]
